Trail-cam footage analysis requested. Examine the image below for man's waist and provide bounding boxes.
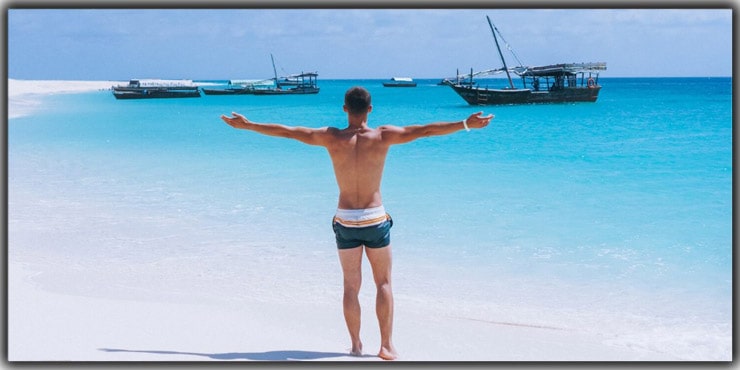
[334,206,388,228]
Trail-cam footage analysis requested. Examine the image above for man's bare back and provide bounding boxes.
[326,124,390,209]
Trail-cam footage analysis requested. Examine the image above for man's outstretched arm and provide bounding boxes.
[221,112,330,146]
[380,111,493,145]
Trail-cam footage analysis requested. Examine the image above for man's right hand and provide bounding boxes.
[465,111,494,130]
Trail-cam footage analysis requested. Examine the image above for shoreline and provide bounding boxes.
[8,79,127,119]
[8,79,125,98]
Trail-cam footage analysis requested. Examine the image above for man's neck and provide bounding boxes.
[347,113,369,130]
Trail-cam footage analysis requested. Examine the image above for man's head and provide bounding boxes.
[344,86,372,115]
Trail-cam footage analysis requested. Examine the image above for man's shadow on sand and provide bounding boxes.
[100,348,375,361]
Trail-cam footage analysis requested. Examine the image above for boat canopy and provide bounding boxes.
[515,62,607,77]
[450,63,606,80]
[390,77,414,82]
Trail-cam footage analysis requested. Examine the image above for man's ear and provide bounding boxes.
[343,104,348,113]
[367,105,373,113]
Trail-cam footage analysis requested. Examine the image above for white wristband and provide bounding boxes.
[462,119,470,132]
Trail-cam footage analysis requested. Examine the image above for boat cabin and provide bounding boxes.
[518,63,606,91]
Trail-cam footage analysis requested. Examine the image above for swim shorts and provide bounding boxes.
[332,206,393,249]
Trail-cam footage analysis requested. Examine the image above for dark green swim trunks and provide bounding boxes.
[332,207,393,249]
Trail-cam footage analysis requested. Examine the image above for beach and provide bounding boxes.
[9,258,669,361]
[7,79,732,362]
[8,79,127,119]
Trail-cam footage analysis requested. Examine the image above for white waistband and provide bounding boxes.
[335,206,386,221]
[334,206,387,228]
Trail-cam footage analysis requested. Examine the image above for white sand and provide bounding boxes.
[8,253,677,361]
[8,79,126,118]
[8,79,124,97]
[9,258,677,362]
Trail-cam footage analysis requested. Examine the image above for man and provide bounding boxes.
[221,86,493,360]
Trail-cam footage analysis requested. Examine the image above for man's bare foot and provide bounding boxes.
[378,345,398,360]
[349,342,363,357]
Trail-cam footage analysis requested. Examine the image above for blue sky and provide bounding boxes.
[7,8,733,80]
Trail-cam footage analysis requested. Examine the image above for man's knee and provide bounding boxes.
[343,278,361,296]
[375,280,392,295]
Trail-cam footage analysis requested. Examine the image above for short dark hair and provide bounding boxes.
[344,86,371,115]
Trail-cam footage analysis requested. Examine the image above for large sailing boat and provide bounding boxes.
[444,16,606,105]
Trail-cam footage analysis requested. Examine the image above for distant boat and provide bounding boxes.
[202,53,318,96]
[112,79,200,99]
[201,85,255,95]
[201,79,275,95]
[253,72,320,95]
[275,75,302,86]
[383,77,417,87]
[252,54,320,95]
[445,16,606,105]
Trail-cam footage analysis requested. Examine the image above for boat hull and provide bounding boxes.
[383,82,417,87]
[112,87,201,99]
[448,84,601,105]
[252,87,320,95]
[201,88,255,95]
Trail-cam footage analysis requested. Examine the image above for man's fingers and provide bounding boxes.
[471,113,493,123]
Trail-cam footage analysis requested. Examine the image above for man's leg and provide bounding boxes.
[337,247,364,356]
[365,245,398,360]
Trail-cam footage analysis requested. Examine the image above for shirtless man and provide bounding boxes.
[221,86,493,360]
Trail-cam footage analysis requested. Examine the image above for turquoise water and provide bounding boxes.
[8,77,732,358]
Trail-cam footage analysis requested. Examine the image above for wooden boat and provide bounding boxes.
[252,72,320,95]
[112,79,200,99]
[228,54,319,95]
[252,54,319,95]
[445,16,606,105]
[201,86,255,95]
[383,77,417,87]
[275,76,302,86]
[201,79,275,95]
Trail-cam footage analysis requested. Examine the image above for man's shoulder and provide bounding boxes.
[377,124,403,132]
[377,125,406,137]
[314,126,342,137]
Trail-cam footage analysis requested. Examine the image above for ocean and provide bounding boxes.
[8,77,732,360]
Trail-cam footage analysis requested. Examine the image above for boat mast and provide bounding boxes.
[486,16,515,89]
[270,53,279,86]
